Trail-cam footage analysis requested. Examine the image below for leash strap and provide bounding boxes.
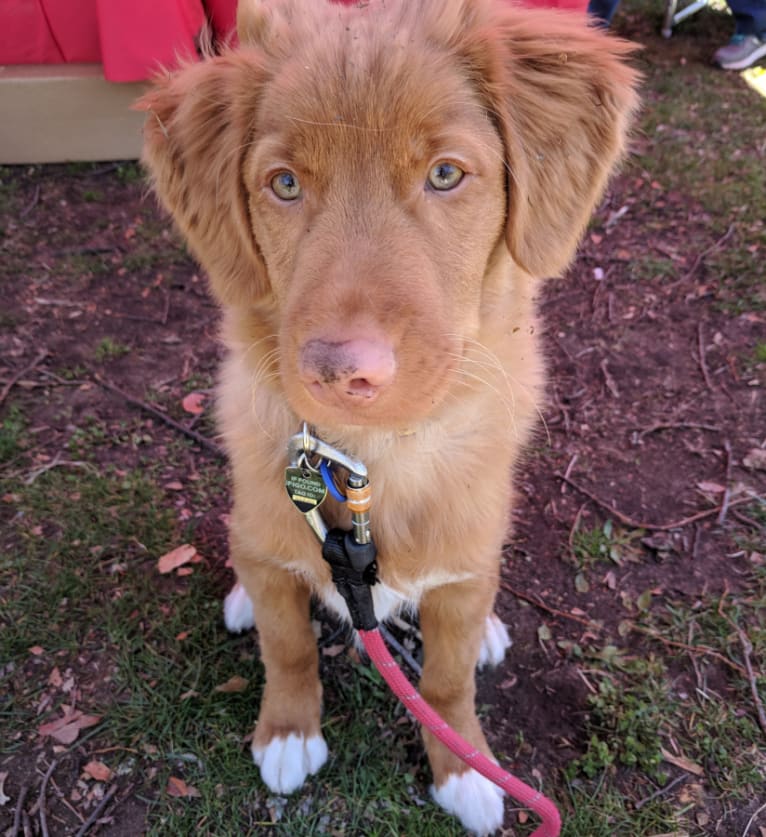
[360,627,562,837]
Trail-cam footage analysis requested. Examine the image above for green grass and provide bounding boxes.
[94,336,132,362]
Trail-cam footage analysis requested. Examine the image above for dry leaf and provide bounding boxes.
[48,667,63,688]
[167,776,201,798]
[38,711,102,745]
[697,481,725,494]
[82,760,112,782]
[322,644,346,658]
[175,631,190,641]
[29,646,45,656]
[164,481,184,491]
[181,392,206,415]
[176,567,194,577]
[157,544,197,574]
[743,448,766,471]
[214,675,249,694]
[661,747,704,776]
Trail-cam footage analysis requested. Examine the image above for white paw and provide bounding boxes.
[252,733,328,794]
[477,613,511,669]
[431,769,505,836]
[223,582,255,633]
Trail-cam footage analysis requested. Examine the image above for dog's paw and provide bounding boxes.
[431,769,504,836]
[252,733,328,795]
[223,582,255,633]
[477,613,511,669]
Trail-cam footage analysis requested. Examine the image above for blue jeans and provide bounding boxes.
[727,0,766,35]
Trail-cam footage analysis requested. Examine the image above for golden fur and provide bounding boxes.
[139,0,638,830]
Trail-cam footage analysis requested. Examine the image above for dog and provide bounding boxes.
[139,1,638,832]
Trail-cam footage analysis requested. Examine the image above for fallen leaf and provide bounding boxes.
[175,631,190,641]
[157,544,197,574]
[182,392,206,415]
[697,481,725,494]
[82,760,112,782]
[743,448,766,471]
[29,646,45,656]
[164,481,184,491]
[176,567,194,577]
[661,747,704,776]
[322,644,346,658]
[214,675,249,693]
[48,667,63,688]
[166,776,201,798]
[38,711,102,745]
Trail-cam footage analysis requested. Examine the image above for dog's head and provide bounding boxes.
[139,0,638,429]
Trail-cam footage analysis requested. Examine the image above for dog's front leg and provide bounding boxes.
[235,558,328,794]
[419,580,505,836]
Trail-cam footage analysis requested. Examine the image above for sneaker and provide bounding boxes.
[713,34,766,70]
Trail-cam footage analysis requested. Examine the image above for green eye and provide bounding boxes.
[271,170,301,200]
[427,161,465,191]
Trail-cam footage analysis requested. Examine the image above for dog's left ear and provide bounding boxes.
[461,8,640,278]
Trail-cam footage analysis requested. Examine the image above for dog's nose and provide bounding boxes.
[299,338,396,405]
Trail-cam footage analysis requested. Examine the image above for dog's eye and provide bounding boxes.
[427,162,464,191]
[271,171,302,201]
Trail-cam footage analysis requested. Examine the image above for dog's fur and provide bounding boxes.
[139,1,638,832]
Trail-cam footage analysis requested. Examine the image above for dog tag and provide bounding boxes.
[285,467,327,514]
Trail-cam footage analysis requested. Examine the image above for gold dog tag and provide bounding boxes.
[285,467,327,514]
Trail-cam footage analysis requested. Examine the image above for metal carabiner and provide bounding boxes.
[287,423,372,546]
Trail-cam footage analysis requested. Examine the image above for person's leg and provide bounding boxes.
[587,0,621,26]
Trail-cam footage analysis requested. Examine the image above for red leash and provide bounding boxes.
[288,425,562,835]
[360,628,562,837]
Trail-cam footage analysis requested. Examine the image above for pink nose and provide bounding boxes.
[299,338,396,405]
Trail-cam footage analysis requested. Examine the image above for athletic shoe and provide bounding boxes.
[713,34,766,71]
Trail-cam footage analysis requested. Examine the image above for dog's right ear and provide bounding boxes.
[136,54,268,307]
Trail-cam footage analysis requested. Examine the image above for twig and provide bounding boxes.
[742,801,766,837]
[599,359,620,398]
[558,473,753,532]
[0,349,48,407]
[500,581,601,630]
[25,452,96,485]
[680,223,736,284]
[93,374,226,460]
[37,759,57,837]
[20,184,41,219]
[634,773,688,810]
[379,624,422,677]
[73,783,120,837]
[11,782,30,837]
[636,421,720,439]
[718,593,766,737]
[631,624,747,677]
[717,439,734,526]
[697,323,715,392]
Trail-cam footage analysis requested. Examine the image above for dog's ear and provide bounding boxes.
[462,8,640,278]
[136,54,268,306]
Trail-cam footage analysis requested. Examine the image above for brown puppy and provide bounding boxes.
[139,1,638,833]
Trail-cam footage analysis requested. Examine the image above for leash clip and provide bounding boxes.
[287,423,378,630]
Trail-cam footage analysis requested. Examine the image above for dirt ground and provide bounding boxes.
[1,9,765,837]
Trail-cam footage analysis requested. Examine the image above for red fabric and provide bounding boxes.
[360,629,563,837]
[0,0,63,64]
[43,0,100,62]
[97,0,206,82]
[0,0,586,81]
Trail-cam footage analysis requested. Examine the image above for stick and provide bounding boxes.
[636,422,720,439]
[500,581,601,630]
[73,784,120,837]
[93,374,226,460]
[20,185,41,219]
[697,323,715,392]
[717,439,733,526]
[0,349,48,407]
[680,223,735,284]
[557,473,753,532]
[630,624,747,678]
[634,773,688,810]
[10,783,30,837]
[741,801,766,837]
[37,759,57,837]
